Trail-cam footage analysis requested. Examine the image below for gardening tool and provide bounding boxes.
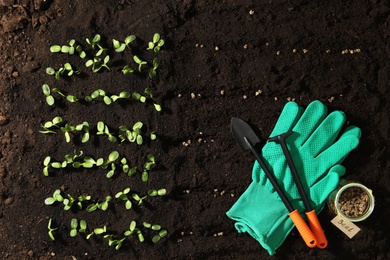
[231,117,317,248]
[268,131,328,248]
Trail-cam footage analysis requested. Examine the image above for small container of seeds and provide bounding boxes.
[328,180,375,222]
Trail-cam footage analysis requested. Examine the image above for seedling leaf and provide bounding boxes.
[50,45,61,52]
[44,197,56,205]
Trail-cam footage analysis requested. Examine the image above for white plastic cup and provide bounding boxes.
[328,181,375,222]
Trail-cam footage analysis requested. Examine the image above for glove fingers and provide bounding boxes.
[302,111,346,157]
[341,125,362,139]
[316,126,361,169]
[292,100,328,146]
[309,165,346,205]
[269,101,302,138]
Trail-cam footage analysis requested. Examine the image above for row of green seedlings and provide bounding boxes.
[43,150,156,181]
[40,116,156,145]
[42,85,161,111]
[45,186,166,212]
[48,218,167,249]
[47,33,163,78]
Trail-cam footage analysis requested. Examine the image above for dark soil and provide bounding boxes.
[1,0,389,259]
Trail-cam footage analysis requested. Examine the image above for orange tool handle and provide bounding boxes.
[289,209,317,248]
[306,210,328,249]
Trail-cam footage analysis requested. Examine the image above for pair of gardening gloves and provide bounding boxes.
[226,100,361,255]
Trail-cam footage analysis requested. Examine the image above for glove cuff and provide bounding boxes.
[226,181,294,255]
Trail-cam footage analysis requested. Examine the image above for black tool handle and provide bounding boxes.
[244,137,294,212]
[274,133,312,212]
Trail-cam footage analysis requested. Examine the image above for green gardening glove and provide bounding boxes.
[226,100,361,255]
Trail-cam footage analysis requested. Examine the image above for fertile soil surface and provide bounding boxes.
[1,1,389,259]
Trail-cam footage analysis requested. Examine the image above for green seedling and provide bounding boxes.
[86,34,106,55]
[133,55,147,72]
[85,89,105,102]
[70,218,78,237]
[102,151,119,168]
[137,229,145,242]
[122,65,135,75]
[124,221,144,242]
[131,192,148,205]
[86,202,99,212]
[144,154,156,170]
[42,84,55,106]
[95,44,108,56]
[97,121,117,142]
[47,218,58,241]
[124,221,137,236]
[79,219,87,233]
[152,229,168,243]
[51,88,79,103]
[60,123,76,143]
[86,196,112,212]
[64,150,83,164]
[102,151,119,178]
[118,121,143,145]
[147,188,167,197]
[43,156,51,176]
[40,116,63,134]
[75,156,104,168]
[63,194,76,210]
[147,33,165,52]
[85,55,110,72]
[131,92,146,103]
[90,89,112,104]
[86,34,100,47]
[99,196,112,210]
[106,163,116,178]
[149,58,159,78]
[110,91,130,102]
[86,225,107,239]
[76,45,87,58]
[63,62,80,76]
[46,63,80,79]
[143,222,162,231]
[51,158,67,169]
[45,189,64,205]
[86,89,129,105]
[115,188,132,209]
[112,35,136,52]
[120,158,137,176]
[50,39,75,54]
[144,87,162,112]
[104,235,126,250]
[142,154,156,182]
[75,121,90,143]
[50,39,86,58]
[77,195,91,209]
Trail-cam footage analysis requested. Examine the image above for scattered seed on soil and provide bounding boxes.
[255,89,262,96]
